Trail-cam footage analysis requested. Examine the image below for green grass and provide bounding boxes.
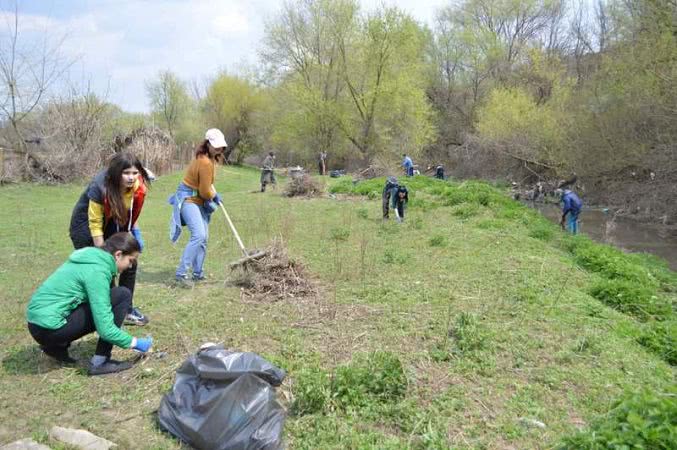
[0,169,675,449]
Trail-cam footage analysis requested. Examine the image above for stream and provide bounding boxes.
[533,204,677,271]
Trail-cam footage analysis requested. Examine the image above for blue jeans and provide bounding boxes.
[176,202,209,279]
[567,211,580,234]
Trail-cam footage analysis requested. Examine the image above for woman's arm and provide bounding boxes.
[88,200,105,247]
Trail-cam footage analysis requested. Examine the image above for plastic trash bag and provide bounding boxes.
[158,344,286,450]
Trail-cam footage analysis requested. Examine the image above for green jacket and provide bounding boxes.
[26,247,133,349]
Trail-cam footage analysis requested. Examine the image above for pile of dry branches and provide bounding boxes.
[230,239,317,301]
[283,174,325,197]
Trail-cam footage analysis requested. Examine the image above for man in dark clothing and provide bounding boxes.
[382,177,408,223]
[260,152,276,192]
[559,189,583,234]
[435,165,445,180]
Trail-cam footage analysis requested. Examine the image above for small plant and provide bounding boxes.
[291,367,331,415]
[452,312,488,355]
[356,207,369,220]
[428,235,447,247]
[329,226,351,242]
[331,351,407,409]
[557,388,677,449]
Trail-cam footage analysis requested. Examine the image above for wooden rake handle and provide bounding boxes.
[218,202,249,258]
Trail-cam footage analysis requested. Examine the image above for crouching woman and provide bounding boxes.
[26,232,153,376]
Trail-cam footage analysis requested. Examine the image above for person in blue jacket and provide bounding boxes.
[401,154,414,177]
[559,188,583,234]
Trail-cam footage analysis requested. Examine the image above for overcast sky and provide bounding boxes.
[1,0,447,113]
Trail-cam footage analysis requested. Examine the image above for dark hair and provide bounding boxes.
[104,152,150,225]
[102,232,140,255]
[195,139,223,163]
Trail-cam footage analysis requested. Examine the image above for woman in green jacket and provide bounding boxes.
[26,232,153,376]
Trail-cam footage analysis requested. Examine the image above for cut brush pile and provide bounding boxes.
[229,239,317,301]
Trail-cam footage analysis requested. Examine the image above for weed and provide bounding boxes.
[637,320,676,365]
[332,351,407,409]
[557,388,677,449]
[382,248,409,265]
[356,207,369,220]
[291,366,331,416]
[589,279,671,321]
[329,226,351,242]
[428,235,447,247]
[452,203,480,219]
[528,221,555,241]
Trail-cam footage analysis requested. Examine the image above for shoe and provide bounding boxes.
[40,346,77,364]
[124,307,149,326]
[172,277,194,289]
[192,274,206,282]
[87,359,133,376]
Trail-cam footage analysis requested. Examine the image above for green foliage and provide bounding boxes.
[145,70,193,141]
[329,226,351,242]
[557,388,677,449]
[451,203,479,219]
[573,242,656,286]
[637,320,677,365]
[332,351,407,409]
[452,312,488,355]
[527,220,555,241]
[589,279,670,321]
[292,367,331,415]
[428,235,447,247]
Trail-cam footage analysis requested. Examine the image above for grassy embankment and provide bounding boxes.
[0,167,674,449]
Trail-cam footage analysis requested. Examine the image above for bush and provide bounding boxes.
[637,320,677,365]
[572,241,656,287]
[332,351,407,409]
[589,279,671,321]
[557,388,677,449]
[328,178,355,194]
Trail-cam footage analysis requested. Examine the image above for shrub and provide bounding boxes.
[332,351,407,409]
[557,388,677,449]
[328,178,355,194]
[291,367,331,415]
[637,320,677,365]
[572,241,656,286]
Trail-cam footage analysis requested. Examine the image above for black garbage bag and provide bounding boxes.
[158,345,287,450]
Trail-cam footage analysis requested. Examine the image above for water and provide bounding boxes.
[533,205,677,270]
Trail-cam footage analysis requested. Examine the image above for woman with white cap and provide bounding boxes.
[169,128,227,287]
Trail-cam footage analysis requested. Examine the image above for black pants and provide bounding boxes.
[70,231,136,306]
[28,287,131,358]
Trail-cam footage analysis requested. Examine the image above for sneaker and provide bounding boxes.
[172,277,194,289]
[40,346,77,364]
[192,274,206,282]
[124,307,149,326]
[87,359,133,376]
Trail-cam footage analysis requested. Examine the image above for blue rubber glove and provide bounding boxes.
[213,193,223,205]
[131,228,144,252]
[132,336,153,353]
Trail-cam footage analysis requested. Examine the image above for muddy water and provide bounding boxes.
[533,205,677,270]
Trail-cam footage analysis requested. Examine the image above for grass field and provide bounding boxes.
[0,167,674,449]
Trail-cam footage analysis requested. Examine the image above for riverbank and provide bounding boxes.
[0,169,674,449]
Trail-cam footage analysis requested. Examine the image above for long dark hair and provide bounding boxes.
[195,140,223,163]
[104,152,150,225]
[102,232,140,255]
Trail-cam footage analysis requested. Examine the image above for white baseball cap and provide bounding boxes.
[205,128,227,149]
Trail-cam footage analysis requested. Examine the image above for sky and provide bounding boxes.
[0,0,447,113]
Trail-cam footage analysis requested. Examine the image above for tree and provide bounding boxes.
[145,70,191,139]
[0,0,73,177]
[203,73,268,163]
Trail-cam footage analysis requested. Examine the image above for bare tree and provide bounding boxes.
[145,70,190,139]
[0,0,73,176]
